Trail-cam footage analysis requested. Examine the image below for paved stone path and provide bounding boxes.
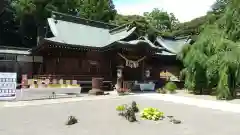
[0,96,240,135]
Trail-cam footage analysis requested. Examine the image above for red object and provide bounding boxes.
[21,74,28,87]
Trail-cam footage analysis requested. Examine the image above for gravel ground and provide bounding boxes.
[14,88,84,101]
[175,90,240,104]
[0,96,240,135]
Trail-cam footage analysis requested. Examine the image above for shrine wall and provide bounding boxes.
[41,51,112,80]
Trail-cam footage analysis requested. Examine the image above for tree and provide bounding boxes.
[179,0,240,100]
[77,0,116,22]
[0,0,21,46]
[11,0,57,47]
[8,0,117,47]
[144,8,171,31]
[169,13,179,30]
[0,0,4,16]
[211,0,229,15]
[113,14,146,25]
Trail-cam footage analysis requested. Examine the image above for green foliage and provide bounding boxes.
[156,88,167,94]
[124,107,137,122]
[140,108,164,121]
[5,0,117,48]
[164,82,177,93]
[170,15,208,37]
[143,8,173,31]
[116,104,126,112]
[179,0,240,99]
[77,0,116,22]
[116,101,139,122]
[210,0,229,15]
[113,8,179,38]
[112,14,145,25]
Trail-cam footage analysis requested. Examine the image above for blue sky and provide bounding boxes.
[113,0,216,22]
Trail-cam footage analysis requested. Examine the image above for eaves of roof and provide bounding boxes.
[52,11,118,30]
[156,36,190,54]
[0,46,31,55]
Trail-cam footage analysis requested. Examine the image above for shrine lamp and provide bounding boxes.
[145,69,150,78]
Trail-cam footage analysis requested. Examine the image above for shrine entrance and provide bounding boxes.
[117,53,145,81]
[123,64,143,81]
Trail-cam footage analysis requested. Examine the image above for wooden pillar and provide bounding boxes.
[110,59,112,79]
[142,59,145,81]
[32,55,34,78]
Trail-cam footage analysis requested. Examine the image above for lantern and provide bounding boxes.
[145,70,150,78]
[117,69,122,78]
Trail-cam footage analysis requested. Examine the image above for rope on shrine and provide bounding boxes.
[117,53,146,68]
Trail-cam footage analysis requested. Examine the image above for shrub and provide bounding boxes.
[156,88,167,94]
[116,101,138,122]
[124,107,137,122]
[116,104,127,116]
[164,82,177,93]
[140,108,164,121]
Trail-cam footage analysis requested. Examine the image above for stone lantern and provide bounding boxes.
[115,65,124,90]
[144,69,151,83]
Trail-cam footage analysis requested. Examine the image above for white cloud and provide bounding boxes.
[115,0,216,22]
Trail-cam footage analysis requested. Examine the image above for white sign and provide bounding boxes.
[0,72,17,100]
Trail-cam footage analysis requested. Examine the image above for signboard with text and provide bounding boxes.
[0,72,17,100]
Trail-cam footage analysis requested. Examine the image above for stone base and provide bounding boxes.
[88,89,104,95]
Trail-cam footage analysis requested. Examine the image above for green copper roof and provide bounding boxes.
[43,12,189,54]
[46,18,136,47]
[156,37,190,54]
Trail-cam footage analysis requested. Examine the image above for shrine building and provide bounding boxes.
[0,11,190,91]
